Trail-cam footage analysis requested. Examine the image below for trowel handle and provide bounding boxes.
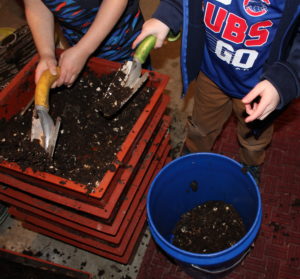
[134,35,156,64]
[134,31,181,64]
[35,67,61,109]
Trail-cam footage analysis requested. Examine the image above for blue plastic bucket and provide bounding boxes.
[147,153,262,278]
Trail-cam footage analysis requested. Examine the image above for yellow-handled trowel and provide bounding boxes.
[31,67,61,158]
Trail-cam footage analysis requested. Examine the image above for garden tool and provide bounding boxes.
[0,27,15,41]
[102,32,180,117]
[31,67,61,158]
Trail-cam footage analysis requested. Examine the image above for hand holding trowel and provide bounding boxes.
[31,67,61,158]
[101,35,156,117]
[101,32,180,117]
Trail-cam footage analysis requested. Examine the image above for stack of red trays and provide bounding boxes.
[0,51,172,264]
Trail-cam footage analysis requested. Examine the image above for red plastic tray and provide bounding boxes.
[0,94,167,208]
[10,148,171,264]
[0,122,171,243]
[0,96,169,220]
[22,209,147,265]
[0,51,169,199]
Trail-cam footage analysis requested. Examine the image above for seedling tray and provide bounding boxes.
[0,95,169,221]
[9,147,170,264]
[0,118,171,243]
[0,50,169,199]
[22,209,147,265]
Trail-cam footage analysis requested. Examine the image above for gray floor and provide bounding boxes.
[0,1,193,278]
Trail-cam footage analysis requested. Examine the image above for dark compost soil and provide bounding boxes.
[172,200,246,254]
[0,68,155,192]
[99,70,135,117]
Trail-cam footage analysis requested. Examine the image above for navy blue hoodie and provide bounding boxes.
[153,0,300,110]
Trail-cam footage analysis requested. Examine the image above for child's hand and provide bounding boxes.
[132,18,170,49]
[56,46,90,87]
[35,56,58,86]
[242,80,280,123]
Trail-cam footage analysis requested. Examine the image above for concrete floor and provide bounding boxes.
[0,1,192,278]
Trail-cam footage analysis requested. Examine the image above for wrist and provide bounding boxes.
[75,39,98,57]
[39,51,56,61]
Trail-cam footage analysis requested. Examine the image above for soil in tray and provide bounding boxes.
[0,258,77,279]
[172,200,247,254]
[0,68,155,192]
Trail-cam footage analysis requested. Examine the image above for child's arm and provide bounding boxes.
[56,0,128,87]
[23,0,58,84]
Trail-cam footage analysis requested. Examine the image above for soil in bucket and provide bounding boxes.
[172,200,247,254]
[0,68,155,192]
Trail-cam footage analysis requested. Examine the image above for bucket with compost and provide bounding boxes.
[147,153,262,279]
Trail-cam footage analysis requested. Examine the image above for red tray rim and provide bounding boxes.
[0,51,169,198]
[0,96,170,220]
[0,130,171,242]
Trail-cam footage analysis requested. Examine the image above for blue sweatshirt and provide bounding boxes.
[153,0,300,109]
[201,0,285,99]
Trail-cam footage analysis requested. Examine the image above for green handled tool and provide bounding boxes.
[102,35,156,117]
[102,32,180,117]
[123,35,156,90]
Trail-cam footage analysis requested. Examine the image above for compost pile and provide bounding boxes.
[172,200,246,254]
[0,69,155,192]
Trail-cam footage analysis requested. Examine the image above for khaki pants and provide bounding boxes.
[185,72,273,166]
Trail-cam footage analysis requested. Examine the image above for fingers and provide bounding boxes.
[244,94,276,122]
[244,102,256,116]
[36,48,84,88]
[259,112,269,121]
[68,75,76,87]
[35,58,58,84]
[242,86,261,105]
[55,68,75,87]
[133,32,164,49]
[56,55,77,87]
[154,37,166,48]
[35,70,43,85]
[243,80,280,122]
[47,63,58,76]
[132,18,170,49]
[243,82,265,122]
[132,33,148,49]
[133,32,165,49]
[47,63,59,88]
[244,102,264,123]
[51,81,58,89]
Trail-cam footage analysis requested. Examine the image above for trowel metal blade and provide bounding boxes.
[46,117,61,158]
[101,60,149,116]
[104,61,132,98]
[125,60,142,88]
[120,71,149,107]
[31,110,60,158]
[31,113,46,148]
